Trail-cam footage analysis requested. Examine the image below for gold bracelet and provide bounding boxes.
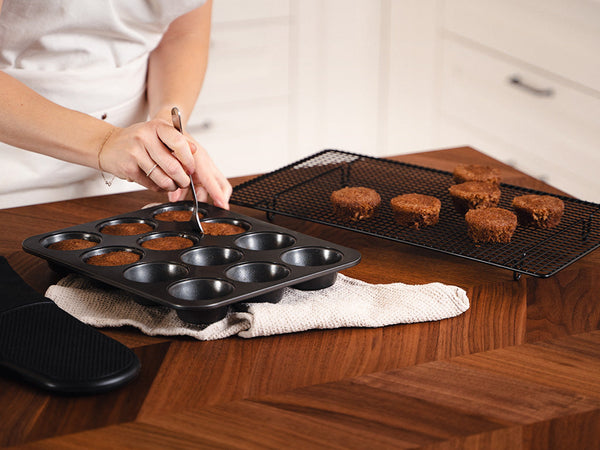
[97,127,116,187]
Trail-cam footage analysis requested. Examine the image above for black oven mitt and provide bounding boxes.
[0,256,140,394]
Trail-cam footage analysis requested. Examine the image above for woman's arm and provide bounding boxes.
[0,69,194,193]
[0,72,114,169]
[147,1,212,125]
[144,0,232,207]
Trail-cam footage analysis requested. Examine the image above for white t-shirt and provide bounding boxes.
[0,0,205,208]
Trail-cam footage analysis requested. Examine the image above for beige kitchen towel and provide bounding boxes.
[45,274,469,340]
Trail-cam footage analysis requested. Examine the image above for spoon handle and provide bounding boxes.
[171,107,204,235]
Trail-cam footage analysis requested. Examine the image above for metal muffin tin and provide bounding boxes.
[22,201,361,324]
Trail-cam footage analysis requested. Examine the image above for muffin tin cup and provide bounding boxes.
[23,201,361,325]
[81,246,144,266]
[123,262,189,283]
[98,218,156,236]
[42,232,102,250]
[153,204,209,223]
[181,247,243,266]
[234,232,296,250]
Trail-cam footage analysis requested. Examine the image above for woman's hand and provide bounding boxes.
[99,119,232,209]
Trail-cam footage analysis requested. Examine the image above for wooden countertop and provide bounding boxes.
[1,147,599,448]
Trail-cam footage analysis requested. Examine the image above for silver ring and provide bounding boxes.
[146,163,159,177]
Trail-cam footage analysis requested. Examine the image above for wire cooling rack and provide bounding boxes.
[230,149,600,279]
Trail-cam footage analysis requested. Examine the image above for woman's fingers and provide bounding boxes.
[162,130,231,208]
[168,187,188,202]
[191,143,232,209]
[144,121,192,189]
[155,121,196,171]
[193,182,210,203]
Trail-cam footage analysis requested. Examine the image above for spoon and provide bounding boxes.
[171,107,204,235]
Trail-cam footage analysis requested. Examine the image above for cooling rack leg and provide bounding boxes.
[582,214,592,241]
[513,271,522,281]
[341,165,349,186]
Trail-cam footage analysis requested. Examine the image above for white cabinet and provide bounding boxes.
[437,0,600,202]
[383,0,438,156]
[291,1,439,160]
[290,0,384,159]
[188,0,291,177]
[442,0,600,92]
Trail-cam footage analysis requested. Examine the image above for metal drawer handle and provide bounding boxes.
[508,75,554,97]
[197,120,212,130]
[189,120,213,132]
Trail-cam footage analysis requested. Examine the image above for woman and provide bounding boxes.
[0,0,232,209]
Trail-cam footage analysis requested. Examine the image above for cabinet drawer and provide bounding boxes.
[439,39,600,201]
[188,101,289,178]
[199,22,289,106]
[442,0,600,92]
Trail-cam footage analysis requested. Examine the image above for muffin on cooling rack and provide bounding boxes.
[465,207,517,244]
[390,193,441,229]
[453,164,501,184]
[448,181,501,214]
[330,186,381,221]
[512,194,564,229]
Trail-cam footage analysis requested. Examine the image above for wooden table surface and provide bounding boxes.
[1,147,599,449]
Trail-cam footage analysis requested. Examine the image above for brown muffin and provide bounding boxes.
[512,194,564,228]
[448,181,501,214]
[48,239,98,251]
[465,207,517,243]
[141,236,194,250]
[453,164,501,184]
[86,251,141,266]
[330,186,381,221]
[101,222,153,236]
[390,193,441,229]
[154,209,203,222]
[202,222,246,236]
